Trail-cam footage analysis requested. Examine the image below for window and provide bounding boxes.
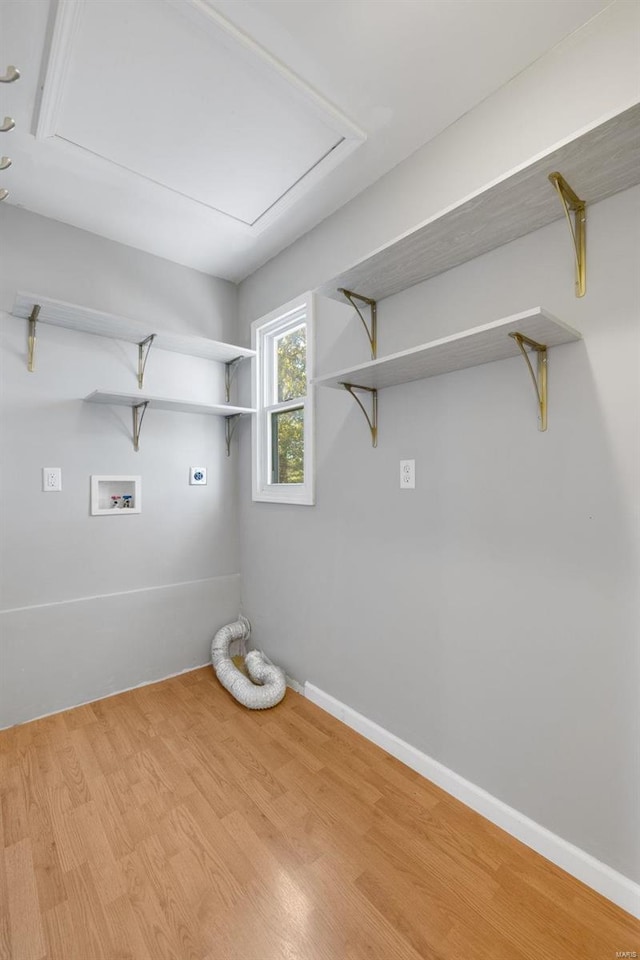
[252,293,315,505]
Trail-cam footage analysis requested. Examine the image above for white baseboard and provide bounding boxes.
[304,682,640,919]
[286,674,305,695]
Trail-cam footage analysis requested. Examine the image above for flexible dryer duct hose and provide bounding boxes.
[211,616,286,710]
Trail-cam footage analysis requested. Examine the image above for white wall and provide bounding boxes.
[236,1,640,885]
[0,206,244,726]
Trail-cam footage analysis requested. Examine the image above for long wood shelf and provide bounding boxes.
[84,391,255,454]
[314,309,580,389]
[316,102,640,303]
[84,391,254,417]
[14,292,257,454]
[313,308,581,442]
[12,292,255,365]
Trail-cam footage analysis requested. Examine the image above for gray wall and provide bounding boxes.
[238,186,640,887]
[236,5,640,884]
[0,206,243,726]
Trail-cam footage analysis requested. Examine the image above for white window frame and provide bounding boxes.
[251,292,315,505]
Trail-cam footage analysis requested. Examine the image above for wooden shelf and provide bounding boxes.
[316,102,640,303]
[314,309,580,390]
[84,391,254,417]
[11,293,256,454]
[84,391,255,454]
[12,292,255,364]
[314,308,581,442]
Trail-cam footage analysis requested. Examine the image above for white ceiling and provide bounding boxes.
[38,0,365,226]
[0,0,611,282]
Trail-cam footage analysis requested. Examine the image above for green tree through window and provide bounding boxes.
[252,293,314,505]
[273,326,306,482]
[272,408,303,483]
[277,326,306,401]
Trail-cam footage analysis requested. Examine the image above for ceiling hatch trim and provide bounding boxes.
[33,0,367,232]
[33,0,85,142]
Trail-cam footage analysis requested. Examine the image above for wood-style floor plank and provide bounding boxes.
[0,801,13,960]
[0,666,637,960]
[4,838,47,960]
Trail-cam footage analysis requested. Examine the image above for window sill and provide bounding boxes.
[253,486,315,506]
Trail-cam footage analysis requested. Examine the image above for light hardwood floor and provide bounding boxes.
[0,667,637,960]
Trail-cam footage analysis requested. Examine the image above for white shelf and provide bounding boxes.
[84,391,255,453]
[316,102,640,303]
[84,391,254,417]
[314,309,581,390]
[314,308,581,442]
[12,292,255,363]
[14,293,255,453]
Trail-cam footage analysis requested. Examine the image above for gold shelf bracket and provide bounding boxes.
[0,65,20,84]
[549,172,586,298]
[225,413,241,457]
[137,334,156,389]
[27,304,41,372]
[338,288,377,359]
[341,382,378,447]
[509,332,548,432]
[132,401,149,452]
[224,356,245,403]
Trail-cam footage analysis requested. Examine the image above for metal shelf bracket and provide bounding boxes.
[132,401,149,452]
[0,65,20,84]
[137,334,156,389]
[225,356,245,403]
[338,288,377,359]
[509,332,548,432]
[27,304,40,372]
[549,172,586,298]
[341,382,378,447]
[225,413,241,457]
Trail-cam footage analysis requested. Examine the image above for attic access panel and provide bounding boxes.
[37,0,364,228]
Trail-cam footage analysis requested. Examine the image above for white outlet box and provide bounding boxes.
[90,475,141,515]
[400,459,415,489]
[42,467,62,492]
[190,467,207,485]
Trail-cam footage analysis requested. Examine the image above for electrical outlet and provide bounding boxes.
[400,459,415,489]
[189,467,207,485]
[42,467,62,492]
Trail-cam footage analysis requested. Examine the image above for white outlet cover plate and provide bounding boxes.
[190,467,207,485]
[42,467,62,491]
[400,459,415,489]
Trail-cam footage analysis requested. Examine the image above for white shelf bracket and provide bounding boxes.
[132,401,149,451]
[339,288,377,359]
[549,172,586,298]
[27,304,41,372]
[137,334,156,389]
[224,356,245,403]
[341,382,378,447]
[509,332,548,432]
[225,413,241,457]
